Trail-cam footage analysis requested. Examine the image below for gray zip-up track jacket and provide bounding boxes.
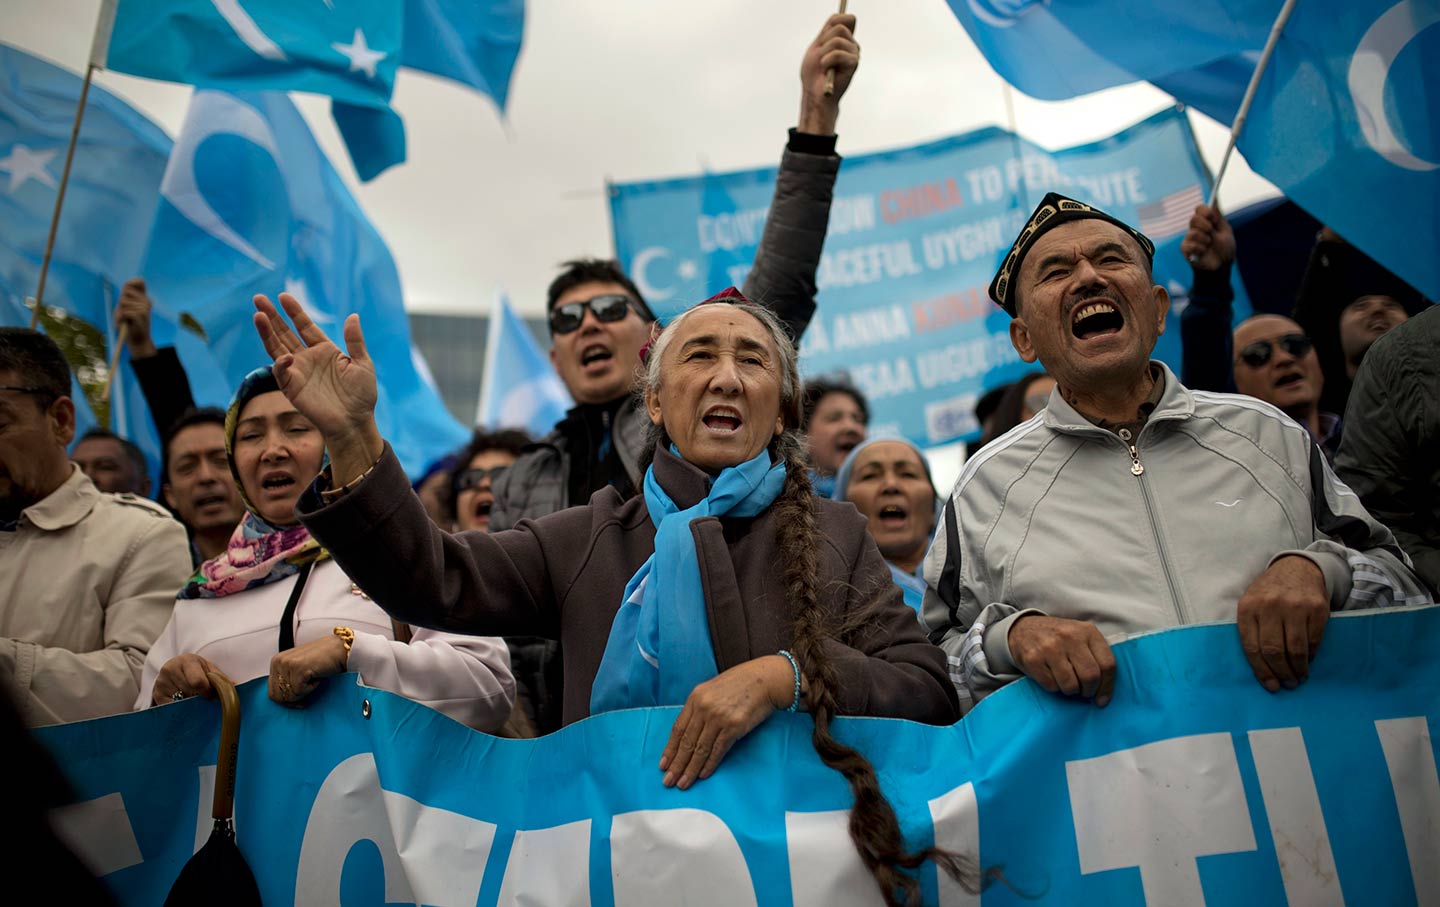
[922,362,1431,712]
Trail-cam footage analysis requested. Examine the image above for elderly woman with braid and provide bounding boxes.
[251,287,963,906]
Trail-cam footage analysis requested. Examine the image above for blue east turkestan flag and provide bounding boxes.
[103,0,525,181]
[0,43,169,330]
[1238,0,1440,299]
[475,294,571,438]
[139,89,467,475]
[944,0,1278,115]
[0,43,234,485]
[329,0,525,180]
[403,0,525,108]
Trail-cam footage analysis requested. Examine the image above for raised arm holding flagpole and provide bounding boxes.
[1186,0,1299,266]
[1205,0,1298,206]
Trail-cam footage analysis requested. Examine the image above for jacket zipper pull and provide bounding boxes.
[1118,428,1144,476]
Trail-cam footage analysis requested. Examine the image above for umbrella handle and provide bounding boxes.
[208,672,241,821]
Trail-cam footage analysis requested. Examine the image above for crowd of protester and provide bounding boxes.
[3,12,1437,906]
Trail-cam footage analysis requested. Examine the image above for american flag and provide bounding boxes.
[1137,185,1204,240]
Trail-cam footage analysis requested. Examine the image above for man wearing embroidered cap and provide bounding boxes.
[922,193,1430,714]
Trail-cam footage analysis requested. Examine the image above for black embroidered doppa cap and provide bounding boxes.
[989,192,1156,317]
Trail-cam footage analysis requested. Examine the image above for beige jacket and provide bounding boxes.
[0,466,191,725]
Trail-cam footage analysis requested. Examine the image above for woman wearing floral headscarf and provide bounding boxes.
[134,368,515,732]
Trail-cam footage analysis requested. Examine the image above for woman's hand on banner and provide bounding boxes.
[153,653,230,704]
[660,655,796,790]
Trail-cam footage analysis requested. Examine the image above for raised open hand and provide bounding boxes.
[253,293,384,484]
[253,293,376,438]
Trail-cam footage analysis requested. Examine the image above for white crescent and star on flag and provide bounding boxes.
[206,0,388,80]
[159,92,281,269]
[1348,0,1439,172]
[630,246,700,302]
[331,28,386,79]
[0,144,59,193]
[966,0,1048,29]
[159,92,342,325]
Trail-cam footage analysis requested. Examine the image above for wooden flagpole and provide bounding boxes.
[29,0,117,330]
[100,322,128,403]
[28,63,96,330]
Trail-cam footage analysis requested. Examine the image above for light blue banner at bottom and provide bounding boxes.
[39,607,1440,906]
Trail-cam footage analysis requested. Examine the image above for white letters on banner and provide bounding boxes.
[929,782,981,907]
[1375,716,1440,903]
[1247,727,1343,906]
[294,752,501,907]
[1066,733,1258,906]
[495,819,592,906]
[610,808,756,906]
[140,716,1433,905]
[296,754,417,906]
[49,792,145,877]
[786,810,885,907]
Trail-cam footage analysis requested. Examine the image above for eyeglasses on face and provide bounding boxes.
[548,294,637,335]
[1237,333,1312,368]
[455,465,510,491]
[0,385,56,407]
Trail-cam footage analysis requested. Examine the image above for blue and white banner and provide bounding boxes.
[610,107,1236,445]
[39,606,1440,906]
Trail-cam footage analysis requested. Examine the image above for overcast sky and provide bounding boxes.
[8,0,1279,318]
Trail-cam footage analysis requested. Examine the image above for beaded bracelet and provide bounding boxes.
[777,649,801,713]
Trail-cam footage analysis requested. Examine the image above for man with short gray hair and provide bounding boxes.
[0,328,190,725]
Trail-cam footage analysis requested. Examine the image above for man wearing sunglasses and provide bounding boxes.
[1181,207,1422,417]
[1231,315,1341,461]
[490,13,858,533]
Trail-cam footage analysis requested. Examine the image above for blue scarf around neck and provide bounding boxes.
[590,447,787,714]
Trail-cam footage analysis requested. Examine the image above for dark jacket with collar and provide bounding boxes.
[299,444,959,728]
[1335,305,1440,593]
[489,142,839,532]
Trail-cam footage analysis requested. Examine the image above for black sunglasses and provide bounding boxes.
[548,294,637,335]
[455,465,510,491]
[1238,333,1312,368]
